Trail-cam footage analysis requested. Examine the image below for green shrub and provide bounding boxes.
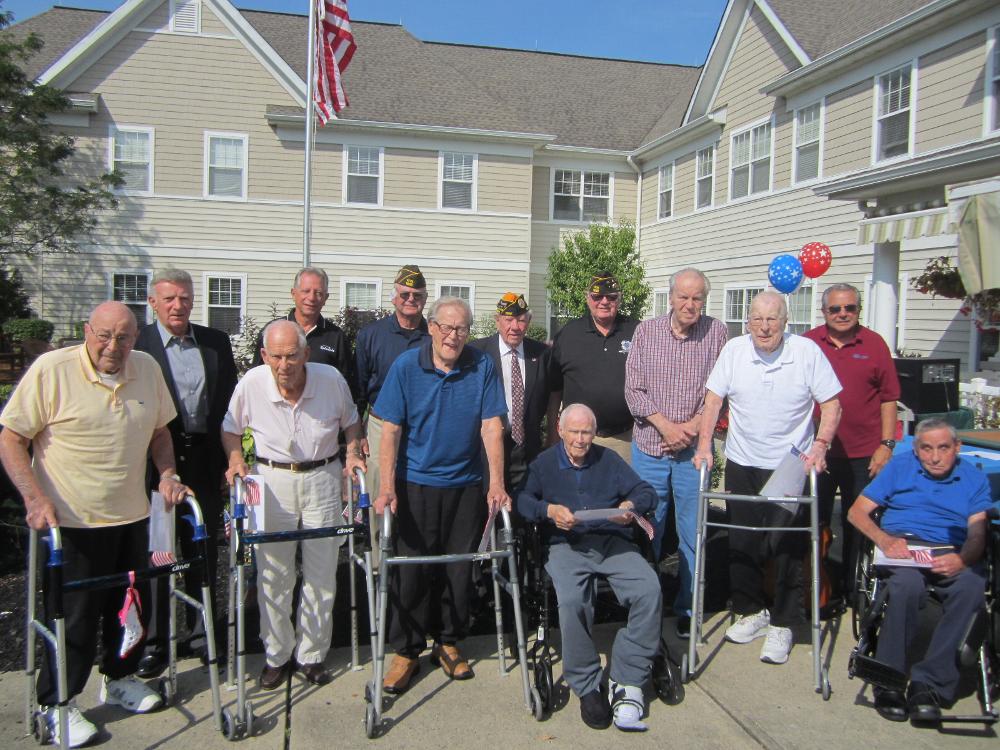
[3,318,54,343]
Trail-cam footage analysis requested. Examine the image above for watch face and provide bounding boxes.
[881,440,896,449]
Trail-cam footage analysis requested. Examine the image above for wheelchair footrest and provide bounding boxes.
[848,650,907,692]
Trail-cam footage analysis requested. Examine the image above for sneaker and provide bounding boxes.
[674,615,691,639]
[759,626,793,664]
[42,703,98,748]
[579,685,612,729]
[98,675,163,713]
[609,680,647,732]
[725,609,770,644]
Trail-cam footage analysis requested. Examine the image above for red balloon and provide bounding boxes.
[799,241,832,278]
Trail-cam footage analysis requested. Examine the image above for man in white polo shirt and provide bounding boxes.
[695,290,842,665]
[222,320,365,689]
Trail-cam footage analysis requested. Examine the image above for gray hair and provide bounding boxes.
[669,267,711,297]
[750,290,788,320]
[428,296,472,326]
[821,283,861,309]
[149,269,193,292]
[914,417,957,443]
[293,267,329,292]
[262,319,308,353]
[559,403,597,432]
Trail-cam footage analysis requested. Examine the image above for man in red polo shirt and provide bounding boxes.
[804,283,900,602]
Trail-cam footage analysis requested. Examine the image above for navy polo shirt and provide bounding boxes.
[374,340,506,487]
[862,449,992,547]
[354,313,429,413]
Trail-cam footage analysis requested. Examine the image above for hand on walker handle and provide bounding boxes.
[24,494,59,531]
[692,448,713,471]
[158,476,192,508]
[487,484,511,512]
[374,490,397,515]
[225,461,249,486]
[343,452,366,479]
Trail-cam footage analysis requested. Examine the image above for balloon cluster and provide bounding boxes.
[767,242,832,293]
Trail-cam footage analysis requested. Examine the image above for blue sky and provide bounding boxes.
[3,0,729,66]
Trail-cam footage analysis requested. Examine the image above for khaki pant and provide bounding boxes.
[593,427,633,464]
[366,414,384,566]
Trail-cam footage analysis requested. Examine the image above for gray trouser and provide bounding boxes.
[545,534,662,696]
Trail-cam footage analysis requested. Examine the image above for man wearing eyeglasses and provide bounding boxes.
[547,272,639,463]
[804,283,900,602]
[373,297,508,694]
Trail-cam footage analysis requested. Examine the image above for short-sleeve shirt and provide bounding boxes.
[705,333,842,469]
[374,340,507,487]
[222,362,358,463]
[861,449,992,547]
[0,345,176,528]
[803,324,900,459]
[354,313,429,413]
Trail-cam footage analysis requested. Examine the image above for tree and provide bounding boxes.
[0,9,121,262]
[545,219,651,321]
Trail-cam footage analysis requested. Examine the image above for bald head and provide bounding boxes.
[748,290,787,353]
[263,319,307,354]
[84,301,138,374]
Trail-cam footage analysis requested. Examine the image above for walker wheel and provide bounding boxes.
[821,668,832,701]
[529,686,545,721]
[32,711,50,745]
[158,676,174,705]
[533,659,553,711]
[365,702,379,738]
[680,652,690,683]
[222,708,238,741]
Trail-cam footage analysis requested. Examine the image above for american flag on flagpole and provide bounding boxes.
[313,0,356,124]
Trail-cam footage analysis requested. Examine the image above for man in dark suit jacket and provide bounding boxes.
[470,293,550,492]
[134,269,238,677]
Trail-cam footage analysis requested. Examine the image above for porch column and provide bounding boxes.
[871,241,900,352]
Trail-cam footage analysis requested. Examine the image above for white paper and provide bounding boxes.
[758,446,808,514]
[962,449,1000,461]
[148,491,175,558]
[573,508,625,522]
[873,543,952,568]
[242,474,267,532]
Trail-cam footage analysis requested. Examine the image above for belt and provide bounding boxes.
[256,455,339,472]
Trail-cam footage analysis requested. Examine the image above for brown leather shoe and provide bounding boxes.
[259,661,291,690]
[297,662,331,686]
[383,655,420,694]
[430,643,474,680]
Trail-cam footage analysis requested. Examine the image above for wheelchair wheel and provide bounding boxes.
[653,651,685,705]
[852,546,876,640]
[534,657,553,711]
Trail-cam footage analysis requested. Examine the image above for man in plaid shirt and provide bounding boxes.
[625,268,727,638]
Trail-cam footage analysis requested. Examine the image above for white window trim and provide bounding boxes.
[723,284,765,336]
[548,167,615,224]
[342,146,385,207]
[656,162,675,221]
[871,60,918,165]
[862,272,907,349]
[108,125,154,196]
[434,281,477,311]
[651,287,670,318]
[728,116,775,204]
[202,271,247,332]
[203,131,248,202]
[792,99,825,186]
[784,281,817,333]
[170,0,201,34]
[339,277,384,310]
[107,269,152,325]
[694,145,716,212]
[437,151,478,212]
[985,26,1000,137]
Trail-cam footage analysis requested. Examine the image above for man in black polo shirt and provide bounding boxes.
[547,272,638,463]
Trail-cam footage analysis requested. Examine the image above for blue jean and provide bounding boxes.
[631,443,699,616]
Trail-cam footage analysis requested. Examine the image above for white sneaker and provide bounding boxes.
[760,626,793,664]
[99,675,163,713]
[42,702,98,748]
[609,680,647,732]
[724,609,770,643]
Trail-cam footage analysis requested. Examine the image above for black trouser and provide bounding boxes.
[725,461,807,628]
[37,520,151,705]
[388,481,486,656]
[817,456,871,597]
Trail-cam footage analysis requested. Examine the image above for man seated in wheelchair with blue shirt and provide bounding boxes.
[517,403,660,732]
[848,418,993,723]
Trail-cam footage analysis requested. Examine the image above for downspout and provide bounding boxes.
[626,154,642,254]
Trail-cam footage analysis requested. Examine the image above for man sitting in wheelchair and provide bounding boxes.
[847,418,993,722]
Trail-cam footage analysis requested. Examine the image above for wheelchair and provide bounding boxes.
[847,509,1000,725]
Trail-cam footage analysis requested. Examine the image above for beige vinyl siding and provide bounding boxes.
[613,171,637,224]
[899,243,968,364]
[824,80,872,175]
[640,169,658,224]
[916,33,987,154]
[673,152,696,218]
[531,166,550,220]
[477,154,531,214]
[200,3,232,36]
[771,110,794,190]
[382,148,437,209]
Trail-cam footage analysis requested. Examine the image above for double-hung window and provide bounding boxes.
[441,152,475,210]
[346,146,381,204]
[112,272,149,324]
[724,286,763,339]
[785,285,814,335]
[553,169,610,222]
[111,127,153,194]
[730,122,771,200]
[658,163,674,219]
[989,28,1000,133]
[794,103,821,183]
[205,133,247,199]
[696,146,714,209]
[206,275,244,334]
[342,279,382,310]
[876,65,912,160]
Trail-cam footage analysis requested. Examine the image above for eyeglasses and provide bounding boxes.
[748,317,782,328]
[826,304,859,314]
[90,330,133,346]
[398,291,427,301]
[433,322,470,337]
[590,293,620,302]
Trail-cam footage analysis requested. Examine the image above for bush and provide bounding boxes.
[0,268,31,323]
[3,318,54,343]
[471,313,549,342]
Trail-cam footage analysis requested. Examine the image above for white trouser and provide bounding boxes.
[256,461,344,666]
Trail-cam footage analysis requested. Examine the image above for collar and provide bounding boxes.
[816,323,862,348]
[417,338,476,373]
[265,362,314,404]
[498,334,524,359]
[77,343,137,385]
[286,310,327,333]
[584,313,621,337]
[666,311,705,340]
[156,319,196,347]
[388,313,428,335]
[749,333,793,365]
[556,442,595,470]
[913,451,963,483]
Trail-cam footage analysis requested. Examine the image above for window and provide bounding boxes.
[794,103,821,183]
[876,65,912,160]
[989,28,1000,133]
[170,0,200,33]
[658,163,674,219]
[112,272,149,324]
[696,146,714,209]
[724,286,763,339]
[204,133,247,199]
[730,122,772,200]
[441,152,475,210]
[435,282,475,310]
[785,285,814,335]
[110,127,152,194]
[341,278,382,310]
[206,275,244,334]
[653,290,670,317]
[553,169,610,222]
[345,146,381,205]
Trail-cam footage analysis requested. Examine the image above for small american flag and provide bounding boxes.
[150,551,177,566]
[244,478,261,506]
[624,511,656,542]
[313,0,356,124]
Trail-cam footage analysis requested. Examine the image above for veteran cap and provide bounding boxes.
[394,265,426,289]
[589,271,620,295]
[496,292,528,317]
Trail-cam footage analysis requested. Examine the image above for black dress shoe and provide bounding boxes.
[259,661,291,690]
[873,687,907,722]
[136,651,167,679]
[580,685,612,729]
[674,616,691,639]
[906,681,941,723]
[297,662,331,686]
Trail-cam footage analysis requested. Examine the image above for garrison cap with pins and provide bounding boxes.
[496,292,528,317]
[589,271,620,295]
[395,265,426,289]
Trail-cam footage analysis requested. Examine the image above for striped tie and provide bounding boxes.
[511,349,525,445]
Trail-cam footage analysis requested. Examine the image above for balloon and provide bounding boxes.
[799,241,832,278]
[768,254,804,294]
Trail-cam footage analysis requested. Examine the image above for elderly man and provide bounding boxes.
[373,296,508,693]
[804,283,900,601]
[625,267,726,638]
[547,271,639,462]
[223,320,364,689]
[470,292,551,492]
[848,419,991,723]
[0,302,188,747]
[135,269,238,677]
[252,267,350,377]
[518,404,659,731]
[695,290,842,665]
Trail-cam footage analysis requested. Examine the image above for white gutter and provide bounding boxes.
[631,112,725,162]
[626,154,642,251]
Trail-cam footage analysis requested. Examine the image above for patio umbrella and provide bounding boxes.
[957,191,1000,295]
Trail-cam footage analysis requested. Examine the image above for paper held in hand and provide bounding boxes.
[572,508,656,541]
[873,543,953,568]
[758,446,809,516]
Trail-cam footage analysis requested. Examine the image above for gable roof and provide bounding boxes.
[4,6,108,80]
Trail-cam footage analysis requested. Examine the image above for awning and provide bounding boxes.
[857,207,949,244]
[957,191,1000,295]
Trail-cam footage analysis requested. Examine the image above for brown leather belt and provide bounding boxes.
[256,455,338,472]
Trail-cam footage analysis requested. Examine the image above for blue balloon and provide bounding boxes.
[768,254,804,294]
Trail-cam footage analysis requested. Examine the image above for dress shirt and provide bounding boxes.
[157,320,208,434]
[498,334,526,417]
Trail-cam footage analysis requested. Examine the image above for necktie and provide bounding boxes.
[510,348,525,445]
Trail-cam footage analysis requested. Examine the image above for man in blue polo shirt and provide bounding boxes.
[848,418,992,723]
[373,296,508,694]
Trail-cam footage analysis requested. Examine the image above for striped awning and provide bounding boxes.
[857,207,949,244]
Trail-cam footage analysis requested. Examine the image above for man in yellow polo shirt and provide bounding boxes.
[0,301,189,748]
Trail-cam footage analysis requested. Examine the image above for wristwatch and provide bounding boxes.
[161,473,182,483]
[879,439,896,449]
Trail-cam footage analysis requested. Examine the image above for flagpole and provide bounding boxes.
[302,0,318,267]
